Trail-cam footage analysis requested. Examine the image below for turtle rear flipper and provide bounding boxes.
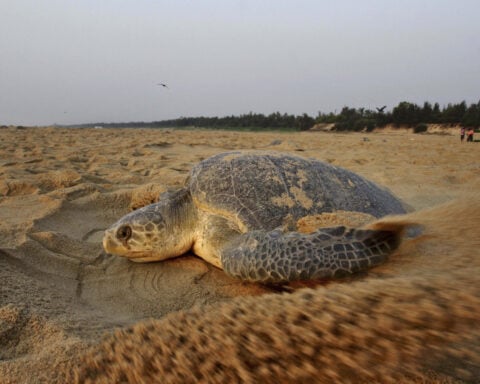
[221,226,401,284]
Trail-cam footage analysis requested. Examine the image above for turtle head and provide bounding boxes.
[103,189,195,262]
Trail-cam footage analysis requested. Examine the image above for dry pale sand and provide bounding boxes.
[0,127,478,383]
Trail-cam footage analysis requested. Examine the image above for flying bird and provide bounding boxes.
[376,106,387,113]
[157,83,169,89]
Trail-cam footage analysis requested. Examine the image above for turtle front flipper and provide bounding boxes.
[220,226,401,284]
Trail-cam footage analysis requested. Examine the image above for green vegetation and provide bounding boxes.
[82,100,480,132]
[315,100,480,132]
[91,112,313,132]
[413,123,428,134]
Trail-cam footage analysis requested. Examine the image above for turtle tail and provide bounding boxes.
[220,226,402,284]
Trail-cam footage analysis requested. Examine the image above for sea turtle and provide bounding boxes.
[103,151,406,283]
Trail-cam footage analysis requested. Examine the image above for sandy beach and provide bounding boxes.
[0,127,479,383]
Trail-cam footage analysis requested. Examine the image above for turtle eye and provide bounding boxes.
[116,225,132,242]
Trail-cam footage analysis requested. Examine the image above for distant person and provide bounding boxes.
[460,127,466,142]
[466,128,474,142]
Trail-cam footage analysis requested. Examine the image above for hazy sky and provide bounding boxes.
[1,0,479,125]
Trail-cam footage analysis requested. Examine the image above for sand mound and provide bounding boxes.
[0,127,478,383]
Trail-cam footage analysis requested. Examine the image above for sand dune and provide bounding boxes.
[0,127,478,383]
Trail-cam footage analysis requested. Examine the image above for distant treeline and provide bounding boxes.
[87,100,480,132]
[92,112,315,131]
[318,100,480,132]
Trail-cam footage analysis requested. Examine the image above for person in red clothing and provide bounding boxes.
[466,128,474,142]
